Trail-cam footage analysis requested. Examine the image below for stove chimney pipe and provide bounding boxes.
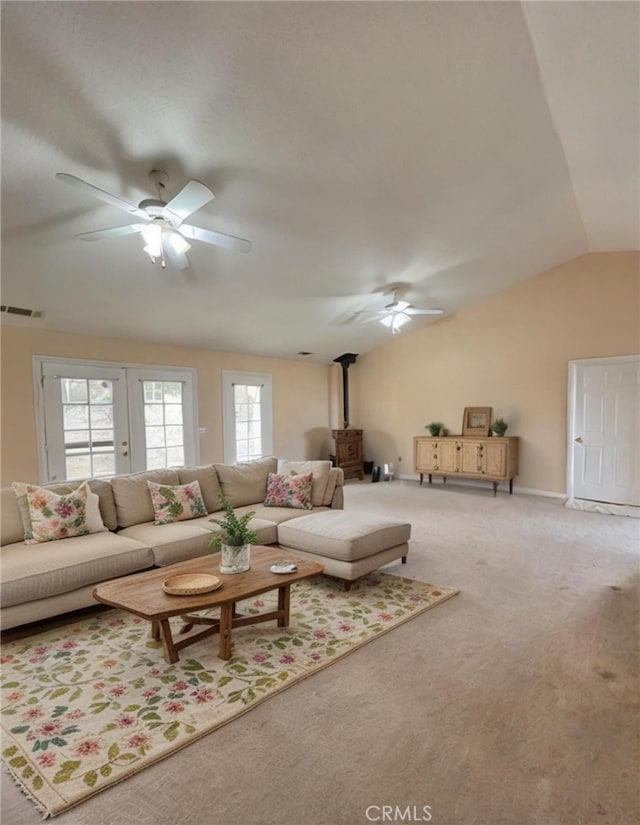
[333,353,358,429]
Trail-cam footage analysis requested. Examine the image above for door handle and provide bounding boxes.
[574,436,583,443]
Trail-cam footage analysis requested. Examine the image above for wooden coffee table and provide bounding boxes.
[93,547,323,663]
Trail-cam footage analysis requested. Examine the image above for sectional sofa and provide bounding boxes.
[0,457,344,631]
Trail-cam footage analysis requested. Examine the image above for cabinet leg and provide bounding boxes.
[419,473,423,486]
[443,476,447,484]
[493,481,498,497]
[428,474,432,484]
[509,478,513,494]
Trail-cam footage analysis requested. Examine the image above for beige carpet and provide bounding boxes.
[2,479,638,825]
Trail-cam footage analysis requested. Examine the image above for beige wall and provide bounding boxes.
[350,252,640,494]
[0,328,333,485]
[2,252,638,492]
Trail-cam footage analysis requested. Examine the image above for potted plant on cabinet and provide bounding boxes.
[209,492,258,573]
[426,422,443,437]
[491,418,508,437]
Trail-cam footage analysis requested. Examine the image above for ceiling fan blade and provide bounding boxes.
[405,307,444,316]
[164,242,190,271]
[180,223,252,253]
[75,224,142,242]
[56,173,149,220]
[386,299,410,312]
[164,180,215,224]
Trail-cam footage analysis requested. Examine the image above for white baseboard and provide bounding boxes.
[396,472,565,499]
[565,497,640,518]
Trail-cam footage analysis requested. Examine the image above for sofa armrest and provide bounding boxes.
[327,467,344,509]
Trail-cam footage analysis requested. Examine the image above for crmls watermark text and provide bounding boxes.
[365,805,433,822]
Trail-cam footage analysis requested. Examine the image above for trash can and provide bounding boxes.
[371,464,381,482]
[363,460,374,475]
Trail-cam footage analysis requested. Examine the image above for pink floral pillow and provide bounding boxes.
[264,472,313,510]
[147,480,208,524]
[23,484,89,544]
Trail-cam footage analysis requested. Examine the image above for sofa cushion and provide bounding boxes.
[198,513,279,549]
[232,502,329,525]
[0,532,153,608]
[215,457,277,508]
[277,460,332,507]
[264,472,313,510]
[110,468,180,528]
[118,520,214,566]
[323,467,340,506]
[147,480,208,524]
[1,488,30,546]
[277,512,412,562]
[84,478,118,532]
[177,465,222,513]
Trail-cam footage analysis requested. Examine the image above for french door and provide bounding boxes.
[568,355,640,507]
[40,361,131,481]
[36,358,198,482]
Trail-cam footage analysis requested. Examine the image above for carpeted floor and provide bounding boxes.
[2,479,638,825]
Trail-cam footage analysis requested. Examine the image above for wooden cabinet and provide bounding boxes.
[332,428,364,480]
[413,435,518,496]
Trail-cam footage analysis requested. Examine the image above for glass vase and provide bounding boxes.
[219,543,251,574]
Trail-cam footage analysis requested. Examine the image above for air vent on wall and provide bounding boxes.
[0,305,43,318]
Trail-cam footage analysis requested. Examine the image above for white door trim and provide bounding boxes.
[566,353,640,506]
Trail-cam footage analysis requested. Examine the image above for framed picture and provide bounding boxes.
[462,407,492,437]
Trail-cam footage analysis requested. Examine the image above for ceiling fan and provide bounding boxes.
[356,287,444,334]
[56,169,252,270]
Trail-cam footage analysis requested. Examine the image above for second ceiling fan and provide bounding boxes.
[56,169,252,270]
[358,287,444,333]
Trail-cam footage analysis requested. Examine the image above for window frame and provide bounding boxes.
[221,370,273,464]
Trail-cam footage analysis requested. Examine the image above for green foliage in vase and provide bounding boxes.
[426,422,443,436]
[491,418,508,436]
[209,491,259,551]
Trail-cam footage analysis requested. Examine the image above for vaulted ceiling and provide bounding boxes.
[2,2,638,363]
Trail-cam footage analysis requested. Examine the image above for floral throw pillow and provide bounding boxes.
[147,480,208,524]
[12,481,106,541]
[264,472,313,510]
[21,484,89,544]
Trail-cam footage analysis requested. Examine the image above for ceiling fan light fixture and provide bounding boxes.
[380,311,410,333]
[166,230,191,255]
[57,171,252,268]
[143,243,160,262]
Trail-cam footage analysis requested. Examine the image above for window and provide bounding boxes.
[222,371,273,464]
[35,358,198,482]
[60,376,118,479]
[140,379,186,469]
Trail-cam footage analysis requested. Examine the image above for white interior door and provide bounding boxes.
[568,356,640,506]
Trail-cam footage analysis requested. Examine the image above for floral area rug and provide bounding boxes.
[1,573,458,817]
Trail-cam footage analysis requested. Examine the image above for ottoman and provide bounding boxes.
[277,511,411,590]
